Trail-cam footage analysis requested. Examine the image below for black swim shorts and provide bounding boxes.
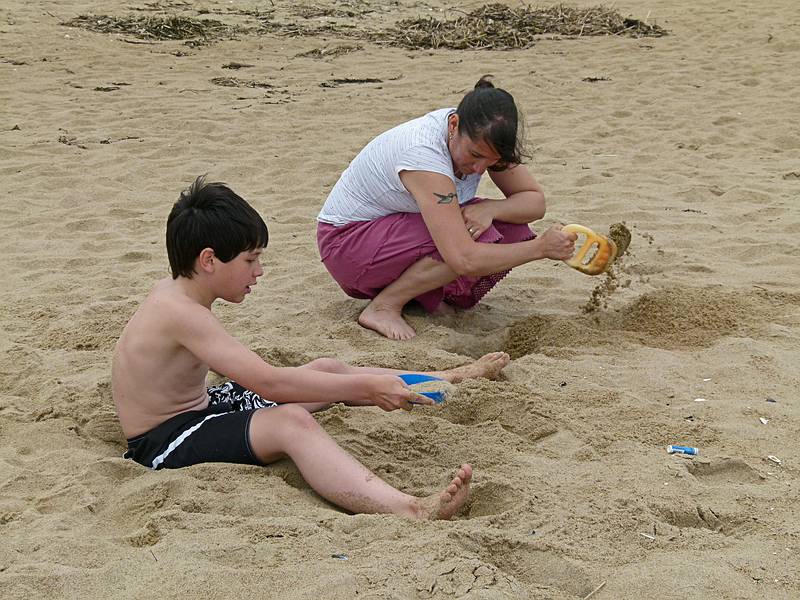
[124,381,278,470]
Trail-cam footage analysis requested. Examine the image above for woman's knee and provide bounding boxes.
[495,221,535,243]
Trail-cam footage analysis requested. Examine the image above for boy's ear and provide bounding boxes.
[197,248,216,273]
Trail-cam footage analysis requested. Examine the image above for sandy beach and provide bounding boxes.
[1,0,799,598]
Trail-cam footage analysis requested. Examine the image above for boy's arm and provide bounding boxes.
[171,302,421,411]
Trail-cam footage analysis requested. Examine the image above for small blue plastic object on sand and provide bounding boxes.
[667,445,699,456]
[399,373,447,405]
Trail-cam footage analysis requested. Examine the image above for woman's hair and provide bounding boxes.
[455,75,527,170]
[166,176,269,279]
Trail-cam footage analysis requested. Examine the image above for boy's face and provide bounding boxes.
[216,248,264,303]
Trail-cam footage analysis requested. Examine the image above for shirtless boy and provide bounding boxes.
[112,176,510,519]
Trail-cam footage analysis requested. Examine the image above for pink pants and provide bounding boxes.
[317,201,535,312]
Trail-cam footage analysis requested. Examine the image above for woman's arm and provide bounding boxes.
[400,170,574,277]
[460,165,545,235]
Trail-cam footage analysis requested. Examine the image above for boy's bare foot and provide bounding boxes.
[358,302,417,340]
[432,352,510,383]
[415,464,472,520]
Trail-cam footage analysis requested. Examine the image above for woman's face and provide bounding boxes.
[447,116,501,178]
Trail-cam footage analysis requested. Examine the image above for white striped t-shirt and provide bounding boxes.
[318,108,482,226]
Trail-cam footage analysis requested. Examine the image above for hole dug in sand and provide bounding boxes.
[504,285,770,358]
[465,479,526,518]
[653,503,745,536]
[686,458,765,485]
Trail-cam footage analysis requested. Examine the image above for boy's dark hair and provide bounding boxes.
[166,176,268,279]
[455,75,528,171]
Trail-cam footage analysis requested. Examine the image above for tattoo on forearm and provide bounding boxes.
[434,192,457,204]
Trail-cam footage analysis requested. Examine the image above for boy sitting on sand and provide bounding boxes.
[112,176,510,519]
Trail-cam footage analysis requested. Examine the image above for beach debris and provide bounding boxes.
[693,398,707,402]
[766,397,777,403]
[57,134,88,149]
[767,455,782,465]
[759,417,769,425]
[703,378,711,381]
[582,581,607,600]
[320,77,383,88]
[667,445,699,456]
[222,62,254,70]
[62,4,667,52]
[331,553,349,560]
[296,44,362,59]
[582,76,611,82]
[211,77,274,89]
[62,14,244,45]
[290,4,371,19]
[639,532,656,540]
[369,4,666,51]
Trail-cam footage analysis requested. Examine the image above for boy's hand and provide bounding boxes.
[538,223,577,261]
[368,375,436,411]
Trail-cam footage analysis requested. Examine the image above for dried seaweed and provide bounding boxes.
[368,3,667,50]
[296,44,363,59]
[291,4,373,19]
[211,77,274,89]
[320,77,383,88]
[222,62,255,70]
[62,3,666,51]
[62,14,242,42]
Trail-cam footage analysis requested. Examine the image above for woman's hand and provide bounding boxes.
[537,224,578,260]
[461,201,495,239]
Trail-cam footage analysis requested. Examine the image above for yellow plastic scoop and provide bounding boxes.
[562,224,618,275]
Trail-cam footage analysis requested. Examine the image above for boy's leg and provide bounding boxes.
[249,404,471,519]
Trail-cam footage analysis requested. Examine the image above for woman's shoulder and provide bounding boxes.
[403,108,452,143]
[421,107,456,123]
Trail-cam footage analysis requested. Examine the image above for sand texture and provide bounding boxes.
[1,0,799,598]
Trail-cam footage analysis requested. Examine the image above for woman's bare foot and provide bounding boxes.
[415,464,472,520]
[432,352,510,383]
[358,301,416,340]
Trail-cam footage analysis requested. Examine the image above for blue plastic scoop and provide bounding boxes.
[399,373,448,405]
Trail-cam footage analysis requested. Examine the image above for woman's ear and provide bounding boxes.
[448,114,459,136]
[197,247,216,273]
